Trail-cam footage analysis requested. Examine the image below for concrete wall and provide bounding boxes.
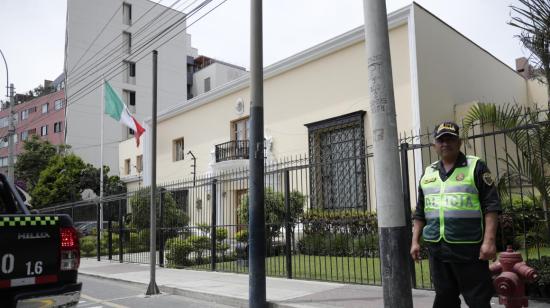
[527,79,548,108]
[65,0,192,173]
[413,5,528,131]
[118,137,143,189]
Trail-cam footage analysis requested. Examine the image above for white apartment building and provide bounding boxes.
[64,0,198,174]
[190,56,248,98]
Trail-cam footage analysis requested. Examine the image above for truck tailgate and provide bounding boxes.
[0,215,61,288]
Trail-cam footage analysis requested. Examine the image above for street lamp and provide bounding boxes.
[0,48,8,99]
[0,48,15,184]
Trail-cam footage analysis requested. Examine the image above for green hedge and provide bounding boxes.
[79,233,120,257]
[302,209,378,236]
[165,227,230,268]
[297,209,380,257]
[166,238,194,267]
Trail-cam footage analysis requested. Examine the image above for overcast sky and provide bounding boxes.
[0,0,526,97]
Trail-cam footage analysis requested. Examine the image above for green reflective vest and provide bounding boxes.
[420,156,483,244]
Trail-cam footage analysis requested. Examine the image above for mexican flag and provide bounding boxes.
[104,81,145,146]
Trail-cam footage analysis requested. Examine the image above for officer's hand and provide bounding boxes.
[410,241,421,262]
[479,242,496,261]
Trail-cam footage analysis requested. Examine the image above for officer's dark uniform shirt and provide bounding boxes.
[414,152,502,262]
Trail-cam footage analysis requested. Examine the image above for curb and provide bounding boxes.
[79,271,296,308]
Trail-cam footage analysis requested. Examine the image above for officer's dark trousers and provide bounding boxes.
[429,255,494,308]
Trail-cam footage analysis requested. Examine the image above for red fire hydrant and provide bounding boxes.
[489,245,539,308]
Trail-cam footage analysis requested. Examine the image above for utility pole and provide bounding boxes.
[363,1,413,307]
[249,0,266,307]
[146,50,160,296]
[7,83,15,185]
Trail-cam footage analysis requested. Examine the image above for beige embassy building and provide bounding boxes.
[120,3,547,195]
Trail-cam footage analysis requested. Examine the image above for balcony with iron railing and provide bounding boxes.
[215,140,249,162]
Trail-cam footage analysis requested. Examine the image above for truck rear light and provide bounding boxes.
[59,227,80,271]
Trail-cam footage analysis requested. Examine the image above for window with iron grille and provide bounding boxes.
[305,111,367,210]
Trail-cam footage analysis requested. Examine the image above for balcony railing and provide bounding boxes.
[215,140,249,162]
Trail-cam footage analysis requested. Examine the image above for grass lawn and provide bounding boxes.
[188,247,550,289]
[191,255,433,288]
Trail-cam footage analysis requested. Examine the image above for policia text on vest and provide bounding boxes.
[421,156,483,244]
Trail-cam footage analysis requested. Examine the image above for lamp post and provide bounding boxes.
[0,49,8,98]
[0,49,15,185]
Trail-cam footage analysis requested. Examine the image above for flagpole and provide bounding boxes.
[99,79,105,237]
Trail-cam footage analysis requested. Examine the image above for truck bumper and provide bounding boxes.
[14,282,82,308]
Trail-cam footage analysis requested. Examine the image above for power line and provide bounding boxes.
[67,0,224,107]
[67,0,199,91]
[68,0,191,81]
[68,5,122,73]
[68,0,174,76]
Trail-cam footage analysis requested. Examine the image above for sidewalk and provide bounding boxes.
[79,258,547,307]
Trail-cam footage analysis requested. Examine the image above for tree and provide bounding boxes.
[463,103,550,233]
[31,84,53,97]
[79,164,126,196]
[128,187,189,229]
[15,135,62,189]
[237,188,305,250]
[31,154,87,208]
[509,0,550,99]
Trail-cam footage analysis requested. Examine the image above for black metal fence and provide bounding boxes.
[39,108,550,297]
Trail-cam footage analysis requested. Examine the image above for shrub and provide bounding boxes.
[216,228,228,242]
[237,189,305,245]
[188,235,210,262]
[501,194,542,234]
[79,233,120,256]
[166,237,194,267]
[526,256,550,297]
[127,231,149,253]
[297,209,380,257]
[80,236,96,257]
[302,209,378,236]
[236,229,248,243]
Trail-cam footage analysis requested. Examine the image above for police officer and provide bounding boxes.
[410,121,501,308]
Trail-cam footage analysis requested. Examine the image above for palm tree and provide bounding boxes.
[462,103,550,237]
[509,0,550,101]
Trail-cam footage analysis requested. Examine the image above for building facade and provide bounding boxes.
[119,3,548,221]
[190,56,248,99]
[0,89,66,174]
[65,0,198,174]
